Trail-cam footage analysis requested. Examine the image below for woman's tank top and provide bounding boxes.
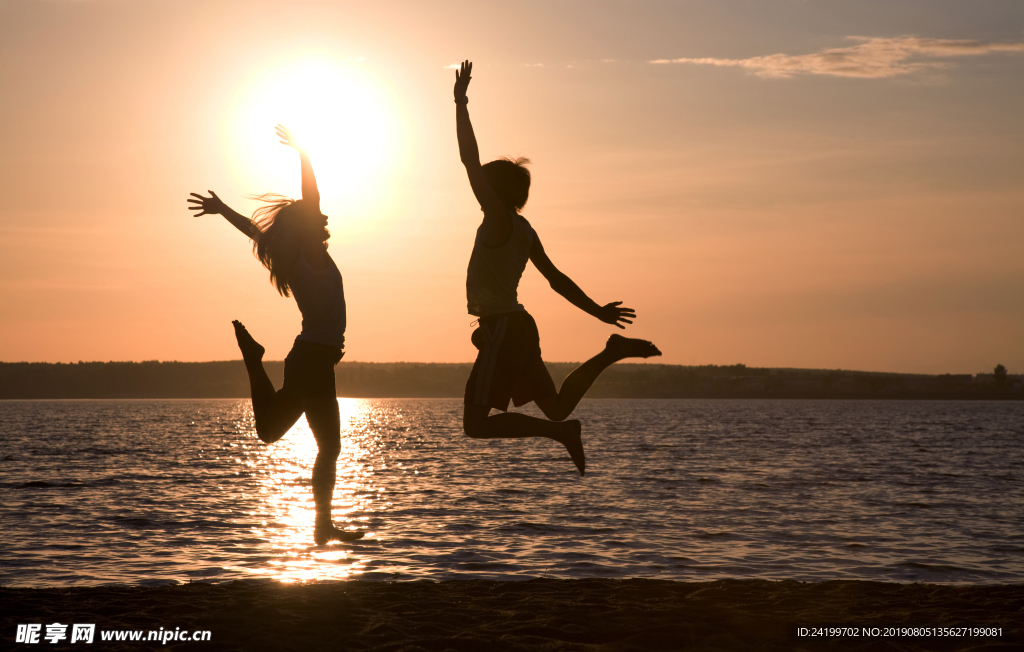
[290,250,346,349]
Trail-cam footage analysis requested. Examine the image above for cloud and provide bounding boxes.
[651,36,1024,79]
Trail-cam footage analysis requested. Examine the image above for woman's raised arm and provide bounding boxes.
[276,124,321,211]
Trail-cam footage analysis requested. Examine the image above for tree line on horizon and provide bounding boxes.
[0,361,1019,400]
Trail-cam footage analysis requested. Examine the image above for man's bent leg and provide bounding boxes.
[535,351,617,422]
[536,334,661,422]
[463,404,585,476]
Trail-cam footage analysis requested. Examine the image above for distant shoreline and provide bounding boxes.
[1,360,1020,400]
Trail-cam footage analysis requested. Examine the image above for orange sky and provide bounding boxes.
[1,0,1021,374]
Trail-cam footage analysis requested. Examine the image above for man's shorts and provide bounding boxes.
[465,311,557,411]
[283,339,344,402]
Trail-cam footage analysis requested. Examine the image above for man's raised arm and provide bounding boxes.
[454,60,511,244]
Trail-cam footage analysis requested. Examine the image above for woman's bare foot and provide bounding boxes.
[604,334,661,361]
[232,320,265,363]
[554,420,586,476]
[314,522,365,545]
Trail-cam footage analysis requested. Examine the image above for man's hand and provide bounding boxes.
[596,301,636,329]
[454,60,472,102]
[276,124,304,151]
[187,191,228,217]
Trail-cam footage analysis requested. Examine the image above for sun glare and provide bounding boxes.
[227,56,405,227]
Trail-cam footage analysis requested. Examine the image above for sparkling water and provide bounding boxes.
[1,398,1021,586]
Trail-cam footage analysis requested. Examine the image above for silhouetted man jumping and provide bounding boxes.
[454,60,662,476]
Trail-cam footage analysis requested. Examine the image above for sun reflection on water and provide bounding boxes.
[4,399,1023,586]
[234,398,383,582]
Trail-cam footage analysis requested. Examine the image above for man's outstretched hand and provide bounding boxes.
[187,191,227,217]
[597,301,636,329]
[454,60,472,102]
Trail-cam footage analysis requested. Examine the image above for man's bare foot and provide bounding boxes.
[556,420,586,477]
[605,334,661,361]
[314,523,365,545]
[232,320,265,362]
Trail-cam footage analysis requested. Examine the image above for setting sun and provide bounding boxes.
[226,55,404,224]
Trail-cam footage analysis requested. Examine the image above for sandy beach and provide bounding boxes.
[3,579,1022,651]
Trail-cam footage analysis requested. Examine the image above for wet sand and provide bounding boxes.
[3,579,1021,651]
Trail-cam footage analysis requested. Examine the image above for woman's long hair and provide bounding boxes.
[250,194,307,297]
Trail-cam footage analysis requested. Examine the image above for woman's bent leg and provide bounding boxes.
[254,392,304,444]
[233,320,303,443]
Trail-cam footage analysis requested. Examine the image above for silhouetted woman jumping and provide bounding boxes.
[187,125,363,545]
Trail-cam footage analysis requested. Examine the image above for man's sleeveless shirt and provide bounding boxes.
[466,212,536,317]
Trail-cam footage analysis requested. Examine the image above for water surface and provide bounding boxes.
[1,398,1021,586]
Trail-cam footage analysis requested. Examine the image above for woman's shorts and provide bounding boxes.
[465,311,557,411]
[282,339,344,402]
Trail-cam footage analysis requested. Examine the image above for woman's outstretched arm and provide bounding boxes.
[187,191,260,240]
[454,60,511,246]
[276,124,321,212]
